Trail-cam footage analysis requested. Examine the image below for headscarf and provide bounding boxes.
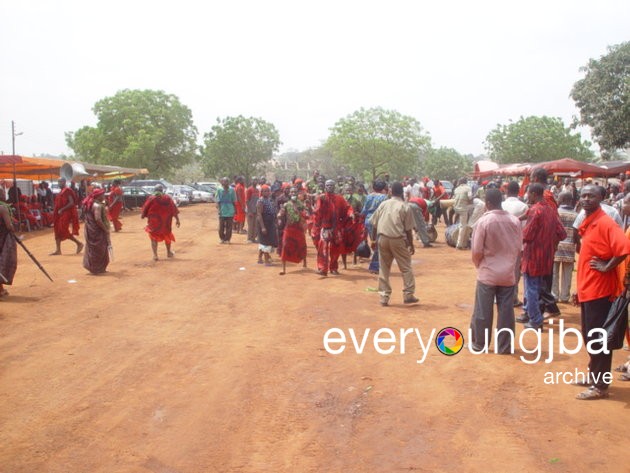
[82,188,106,211]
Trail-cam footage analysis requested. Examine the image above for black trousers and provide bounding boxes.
[219,217,233,242]
[540,273,560,314]
[581,296,613,389]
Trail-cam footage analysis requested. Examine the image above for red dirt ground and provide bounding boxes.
[1,204,629,472]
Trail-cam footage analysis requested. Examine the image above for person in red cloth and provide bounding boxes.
[278,187,308,275]
[141,184,180,261]
[233,176,246,234]
[29,194,53,227]
[107,179,124,232]
[50,177,83,255]
[341,182,366,269]
[311,179,354,276]
[16,195,39,230]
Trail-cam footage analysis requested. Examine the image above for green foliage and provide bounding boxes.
[326,107,431,181]
[421,147,472,183]
[571,42,630,156]
[66,89,198,176]
[484,116,593,164]
[201,116,281,183]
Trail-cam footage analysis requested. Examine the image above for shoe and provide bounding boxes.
[515,314,529,323]
[403,296,420,304]
[317,270,327,277]
[524,321,543,330]
[423,243,433,248]
[380,300,389,307]
[330,270,340,275]
[543,311,561,319]
[576,386,609,400]
[570,380,591,387]
[513,300,523,307]
[620,373,630,382]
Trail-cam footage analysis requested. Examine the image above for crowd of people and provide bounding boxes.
[1,168,630,401]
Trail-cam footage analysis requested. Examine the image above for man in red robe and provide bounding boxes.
[141,184,180,261]
[107,179,124,232]
[311,179,354,276]
[51,178,83,255]
[233,176,246,234]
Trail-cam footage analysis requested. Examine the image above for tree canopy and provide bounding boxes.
[66,89,198,176]
[325,107,431,181]
[571,42,630,156]
[421,147,472,183]
[200,116,281,182]
[484,115,593,164]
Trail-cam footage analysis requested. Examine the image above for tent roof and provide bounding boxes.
[0,155,149,180]
[473,158,630,179]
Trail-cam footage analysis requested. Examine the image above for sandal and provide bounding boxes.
[576,387,609,400]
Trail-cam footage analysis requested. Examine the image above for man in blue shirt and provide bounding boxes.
[215,177,237,244]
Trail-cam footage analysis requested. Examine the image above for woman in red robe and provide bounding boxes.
[141,184,180,261]
[278,187,308,275]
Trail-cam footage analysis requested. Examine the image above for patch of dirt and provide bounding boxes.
[0,204,628,472]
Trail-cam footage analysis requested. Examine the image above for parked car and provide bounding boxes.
[192,183,217,202]
[195,181,220,194]
[121,186,151,210]
[171,185,193,205]
[440,180,454,198]
[178,184,213,203]
[126,179,189,206]
[126,179,173,189]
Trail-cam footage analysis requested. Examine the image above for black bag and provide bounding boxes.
[356,240,371,258]
[603,296,629,350]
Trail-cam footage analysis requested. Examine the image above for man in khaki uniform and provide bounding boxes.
[369,181,418,306]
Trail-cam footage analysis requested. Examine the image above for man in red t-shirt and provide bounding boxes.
[574,184,630,400]
[430,179,447,225]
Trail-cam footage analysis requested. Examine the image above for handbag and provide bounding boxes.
[603,296,629,350]
[356,240,371,258]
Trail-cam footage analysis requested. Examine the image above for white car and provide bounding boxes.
[179,184,213,203]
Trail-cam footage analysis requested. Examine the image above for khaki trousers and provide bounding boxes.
[377,235,415,301]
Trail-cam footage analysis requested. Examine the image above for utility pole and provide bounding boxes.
[11,121,23,228]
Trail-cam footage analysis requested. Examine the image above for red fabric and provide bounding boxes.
[312,193,353,272]
[408,197,429,221]
[432,184,445,200]
[281,222,307,263]
[521,199,566,276]
[234,183,246,223]
[577,208,630,302]
[107,185,123,231]
[141,194,179,244]
[543,189,558,209]
[53,187,80,240]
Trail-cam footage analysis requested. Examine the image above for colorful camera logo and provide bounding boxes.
[436,327,464,356]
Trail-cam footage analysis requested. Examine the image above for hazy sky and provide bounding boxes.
[1,0,628,158]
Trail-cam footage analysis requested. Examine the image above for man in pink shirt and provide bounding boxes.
[469,189,523,353]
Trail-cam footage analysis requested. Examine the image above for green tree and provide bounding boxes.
[66,89,198,176]
[421,147,472,183]
[571,41,630,157]
[325,107,431,181]
[201,116,281,183]
[484,116,593,164]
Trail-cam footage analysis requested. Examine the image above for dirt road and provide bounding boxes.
[1,204,628,472]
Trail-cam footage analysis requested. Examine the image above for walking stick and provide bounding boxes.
[12,234,54,282]
[0,271,7,283]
